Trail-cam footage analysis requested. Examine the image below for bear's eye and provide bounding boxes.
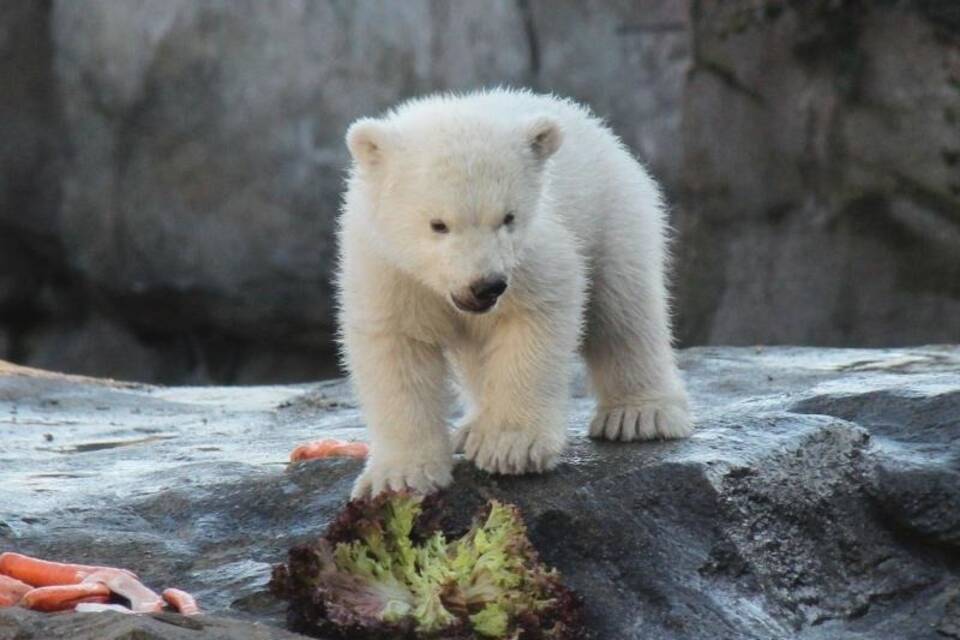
[430,219,449,234]
[502,212,515,227]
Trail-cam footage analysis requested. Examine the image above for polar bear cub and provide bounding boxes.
[337,88,691,498]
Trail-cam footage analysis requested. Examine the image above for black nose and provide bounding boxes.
[470,277,508,302]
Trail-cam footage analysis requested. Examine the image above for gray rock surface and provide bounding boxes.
[0,607,306,640]
[2,346,958,639]
[0,1,61,247]
[677,0,960,346]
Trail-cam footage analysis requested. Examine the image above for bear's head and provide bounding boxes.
[344,108,562,315]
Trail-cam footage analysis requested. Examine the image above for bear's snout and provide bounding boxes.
[471,277,508,302]
[451,275,508,314]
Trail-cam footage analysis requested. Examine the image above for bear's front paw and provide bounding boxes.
[350,455,453,499]
[454,418,564,475]
[589,398,692,442]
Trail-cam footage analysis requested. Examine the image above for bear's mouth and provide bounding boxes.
[450,294,498,314]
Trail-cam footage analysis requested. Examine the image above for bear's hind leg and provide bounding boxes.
[583,242,692,441]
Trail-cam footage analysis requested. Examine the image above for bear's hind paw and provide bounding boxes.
[589,400,692,442]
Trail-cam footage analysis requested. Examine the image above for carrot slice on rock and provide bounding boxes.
[21,583,111,612]
[330,442,371,458]
[0,574,32,607]
[290,439,369,462]
[162,588,200,615]
[82,569,163,613]
[0,552,137,587]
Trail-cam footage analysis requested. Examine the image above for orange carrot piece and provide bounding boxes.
[0,553,88,586]
[331,442,371,458]
[82,570,163,613]
[290,439,369,462]
[21,583,111,612]
[0,574,31,607]
[0,552,137,587]
[162,588,200,615]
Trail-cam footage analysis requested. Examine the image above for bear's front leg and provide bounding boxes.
[453,313,576,475]
[345,330,453,498]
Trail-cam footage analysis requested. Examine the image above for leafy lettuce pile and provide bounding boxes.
[270,493,582,639]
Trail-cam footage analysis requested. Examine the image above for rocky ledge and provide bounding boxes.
[1,346,958,639]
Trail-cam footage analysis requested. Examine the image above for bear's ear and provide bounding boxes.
[524,115,563,162]
[346,118,389,170]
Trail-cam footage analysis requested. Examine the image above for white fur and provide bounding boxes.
[337,88,691,498]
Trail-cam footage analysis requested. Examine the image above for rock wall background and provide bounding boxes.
[1,0,957,384]
[678,0,960,346]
